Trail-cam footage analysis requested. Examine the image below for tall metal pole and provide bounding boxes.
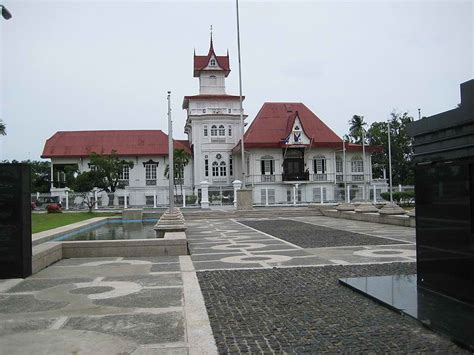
[236,0,245,187]
[387,120,393,204]
[167,91,174,212]
[362,129,366,201]
[343,140,347,201]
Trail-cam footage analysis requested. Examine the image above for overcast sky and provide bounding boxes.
[0,0,472,161]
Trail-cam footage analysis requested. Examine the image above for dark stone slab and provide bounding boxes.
[340,274,474,351]
[150,263,181,272]
[0,295,68,314]
[196,263,466,354]
[63,312,184,344]
[94,288,182,308]
[105,274,182,287]
[239,220,408,248]
[6,278,92,293]
[0,318,56,336]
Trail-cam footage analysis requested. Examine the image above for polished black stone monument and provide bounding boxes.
[340,80,474,351]
[0,164,32,278]
[410,79,474,304]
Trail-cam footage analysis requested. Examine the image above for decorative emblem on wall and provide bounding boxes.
[216,153,222,160]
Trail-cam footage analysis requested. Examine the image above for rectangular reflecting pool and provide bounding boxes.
[54,219,159,241]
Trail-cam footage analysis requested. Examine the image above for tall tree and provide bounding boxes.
[0,120,6,136]
[164,149,191,200]
[366,111,414,185]
[89,151,134,193]
[347,115,367,144]
[71,170,104,212]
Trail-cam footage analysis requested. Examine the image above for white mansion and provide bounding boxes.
[42,37,386,206]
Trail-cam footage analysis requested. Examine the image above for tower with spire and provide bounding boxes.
[183,30,246,191]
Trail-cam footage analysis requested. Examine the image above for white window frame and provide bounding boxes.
[351,156,364,173]
[212,161,219,177]
[203,125,208,137]
[313,155,326,174]
[118,165,129,180]
[211,125,218,136]
[219,161,227,176]
[145,164,157,180]
[218,124,225,136]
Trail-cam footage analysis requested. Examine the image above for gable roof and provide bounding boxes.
[41,130,191,158]
[193,38,230,77]
[234,103,382,152]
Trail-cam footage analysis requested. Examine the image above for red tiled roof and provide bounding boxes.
[233,103,382,152]
[182,94,244,109]
[193,39,230,77]
[41,130,191,158]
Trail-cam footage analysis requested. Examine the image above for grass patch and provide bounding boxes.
[32,212,119,234]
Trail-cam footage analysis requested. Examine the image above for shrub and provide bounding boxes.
[185,195,198,204]
[380,191,415,206]
[46,203,62,213]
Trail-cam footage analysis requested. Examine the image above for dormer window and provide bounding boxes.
[210,59,216,66]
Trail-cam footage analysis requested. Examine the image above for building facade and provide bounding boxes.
[183,36,245,190]
[41,36,386,207]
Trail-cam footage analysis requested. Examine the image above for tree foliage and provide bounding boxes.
[88,151,134,193]
[347,115,367,144]
[0,120,6,136]
[164,149,191,199]
[366,111,414,185]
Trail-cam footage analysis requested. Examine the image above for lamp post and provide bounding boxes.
[387,120,393,204]
[167,91,174,212]
[235,0,245,187]
[0,5,12,20]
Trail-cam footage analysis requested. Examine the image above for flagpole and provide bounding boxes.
[236,0,245,187]
[167,91,174,212]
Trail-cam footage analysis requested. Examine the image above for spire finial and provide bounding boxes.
[209,25,214,51]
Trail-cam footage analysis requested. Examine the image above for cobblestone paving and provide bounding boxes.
[240,219,408,248]
[197,262,467,354]
[186,218,415,269]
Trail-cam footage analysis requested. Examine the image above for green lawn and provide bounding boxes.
[32,212,119,234]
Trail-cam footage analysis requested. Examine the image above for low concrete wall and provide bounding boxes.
[320,209,415,228]
[61,231,187,258]
[32,242,63,274]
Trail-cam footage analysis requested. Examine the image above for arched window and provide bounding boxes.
[210,59,216,66]
[212,161,219,177]
[351,156,363,173]
[209,75,217,85]
[219,161,227,176]
[313,155,326,174]
[218,124,225,136]
[211,125,218,136]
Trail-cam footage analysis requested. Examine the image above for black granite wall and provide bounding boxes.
[409,79,474,305]
[0,164,32,278]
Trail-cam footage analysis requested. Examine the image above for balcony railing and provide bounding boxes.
[146,179,157,186]
[282,171,309,182]
[312,173,327,181]
[245,174,282,184]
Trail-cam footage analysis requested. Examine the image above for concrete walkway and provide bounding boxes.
[0,214,465,354]
[0,256,216,355]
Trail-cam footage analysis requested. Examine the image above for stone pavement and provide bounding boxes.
[0,214,466,354]
[0,256,215,355]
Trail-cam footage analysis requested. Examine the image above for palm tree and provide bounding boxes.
[164,149,191,202]
[348,115,366,144]
[0,120,6,136]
